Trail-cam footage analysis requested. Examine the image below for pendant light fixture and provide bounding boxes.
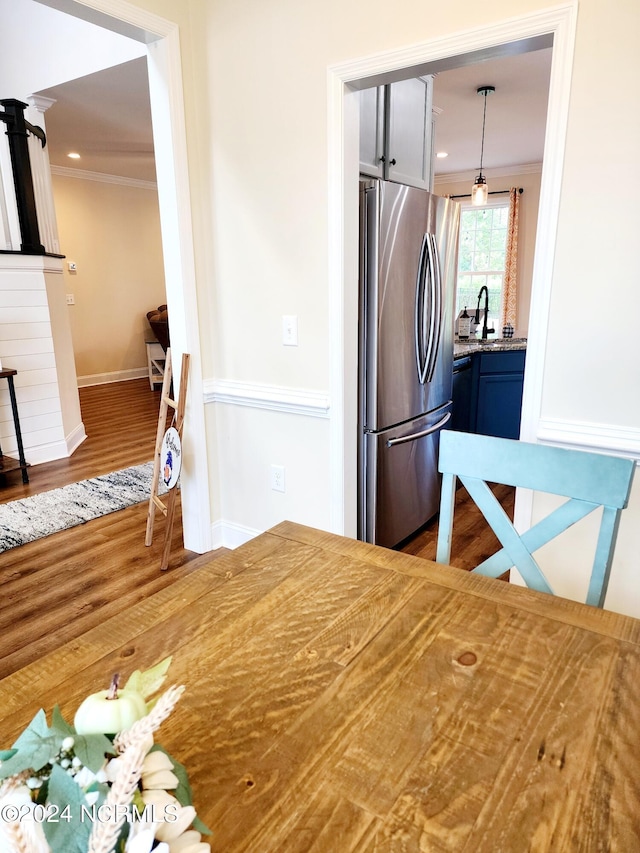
[471,85,495,206]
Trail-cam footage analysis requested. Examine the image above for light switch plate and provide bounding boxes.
[282,315,298,346]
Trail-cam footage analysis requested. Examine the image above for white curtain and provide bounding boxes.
[500,188,520,329]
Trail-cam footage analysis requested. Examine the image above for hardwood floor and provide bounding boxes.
[0,379,512,681]
[399,482,515,571]
[0,378,172,503]
[0,379,225,680]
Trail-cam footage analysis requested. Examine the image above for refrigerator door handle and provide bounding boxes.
[415,233,428,383]
[386,410,452,447]
[415,233,443,385]
[425,233,442,384]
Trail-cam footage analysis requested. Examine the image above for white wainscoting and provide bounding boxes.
[204,378,331,548]
[0,255,67,464]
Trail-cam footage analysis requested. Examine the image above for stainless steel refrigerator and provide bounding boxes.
[358,179,460,548]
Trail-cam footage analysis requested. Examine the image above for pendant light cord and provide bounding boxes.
[478,90,488,175]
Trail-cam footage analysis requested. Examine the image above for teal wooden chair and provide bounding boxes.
[435,430,635,607]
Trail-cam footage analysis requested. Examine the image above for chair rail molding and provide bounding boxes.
[537,418,640,462]
[203,378,330,418]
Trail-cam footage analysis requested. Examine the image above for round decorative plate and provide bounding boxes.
[161,426,182,489]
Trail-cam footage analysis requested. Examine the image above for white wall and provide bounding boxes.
[51,170,166,384]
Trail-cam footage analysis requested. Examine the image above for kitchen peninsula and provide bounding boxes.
[452,338,527,438]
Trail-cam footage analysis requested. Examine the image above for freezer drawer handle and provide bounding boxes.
[386,411,452,447]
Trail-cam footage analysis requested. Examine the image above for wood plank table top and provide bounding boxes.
[2,520,639,851]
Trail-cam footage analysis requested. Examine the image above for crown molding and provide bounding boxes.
[50,164,157,190]
[435,162,543,185]
[27,95,57,113]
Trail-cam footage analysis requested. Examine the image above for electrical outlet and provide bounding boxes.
[270,464,285,492]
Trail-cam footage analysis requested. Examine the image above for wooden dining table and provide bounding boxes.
[1,520,639,850]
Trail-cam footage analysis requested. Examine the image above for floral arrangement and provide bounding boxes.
[0,658,210,853]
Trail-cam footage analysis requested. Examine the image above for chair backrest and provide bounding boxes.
[435,430,635,607]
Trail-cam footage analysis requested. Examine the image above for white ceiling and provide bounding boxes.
[37,57,156,182]
[35,47,552,184]
[432,47,552,177]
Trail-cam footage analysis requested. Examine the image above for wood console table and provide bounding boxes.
[0,367,29,484]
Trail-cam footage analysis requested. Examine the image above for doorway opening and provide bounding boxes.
[328,4,577,540]
[26,0,211,553]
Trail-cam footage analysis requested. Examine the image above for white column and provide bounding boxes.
[26,95,61,255]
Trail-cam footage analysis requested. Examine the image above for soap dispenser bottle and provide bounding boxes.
[458,307,471,339]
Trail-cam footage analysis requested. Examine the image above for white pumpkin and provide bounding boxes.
[74,687,147,735]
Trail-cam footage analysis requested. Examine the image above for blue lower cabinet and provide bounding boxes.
[468,349,526,440]
[451,356,472,433]
[475,372,524,438]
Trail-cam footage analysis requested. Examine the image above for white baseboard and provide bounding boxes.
[23,422,87,465]
[66,422,87,456]
[210,519,261,550]
[77,368,149,388]
[23,439,70,465]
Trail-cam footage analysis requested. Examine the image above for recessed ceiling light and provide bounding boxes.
[67,152,81,160]
[436,151,448,159]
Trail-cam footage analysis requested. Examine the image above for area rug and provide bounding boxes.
[0,462,167,553]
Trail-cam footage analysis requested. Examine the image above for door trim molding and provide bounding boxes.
[327,2,578,539]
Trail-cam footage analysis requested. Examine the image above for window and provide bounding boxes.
[455,203,509,335]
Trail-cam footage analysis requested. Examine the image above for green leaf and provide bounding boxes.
[123,669,142,694]
[42,764,92,853]
[0,709,59,778]
[124,655,173,700]
[0,748,17,761]
[73,732,116,773]
[192,814,212,836]
[50,705,75,737]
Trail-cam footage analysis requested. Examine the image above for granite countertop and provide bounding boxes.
[454,337,527,359]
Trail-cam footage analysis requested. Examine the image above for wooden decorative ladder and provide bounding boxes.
[146,348,190,570]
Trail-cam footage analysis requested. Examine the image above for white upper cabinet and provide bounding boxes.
[359,76,434,191]
[359,85,386,179]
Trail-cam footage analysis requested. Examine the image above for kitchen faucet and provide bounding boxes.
[474,285,495,340]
